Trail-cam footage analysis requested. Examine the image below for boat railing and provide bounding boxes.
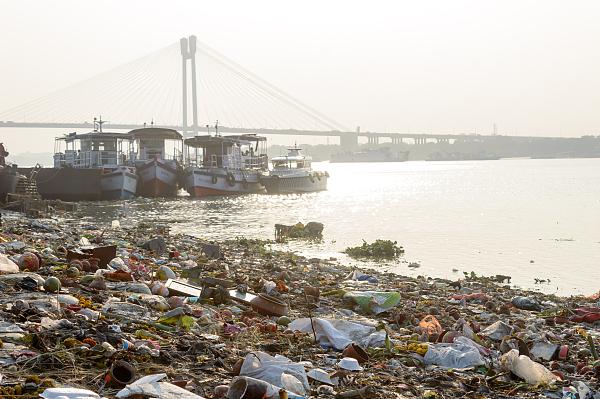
[132,151,183,163]
[186,153,268,170]
[243,154,269,170]
[56,150,125,168]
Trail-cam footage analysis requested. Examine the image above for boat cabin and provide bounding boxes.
[53,118,135,169]
[128,127,183,163]
[184,134,268,171]
[53,131,134,169]
[272,147,312,171]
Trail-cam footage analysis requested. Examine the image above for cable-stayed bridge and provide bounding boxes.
[0,36,556,147]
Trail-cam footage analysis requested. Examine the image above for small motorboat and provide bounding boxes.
[261,146,328,194]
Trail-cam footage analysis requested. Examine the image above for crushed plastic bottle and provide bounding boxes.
[500,349,558,385]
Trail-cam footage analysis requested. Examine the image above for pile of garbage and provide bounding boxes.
[275,222,324,242]
[0,212,598,398]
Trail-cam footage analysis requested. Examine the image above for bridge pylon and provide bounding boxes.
[180,36,199,136]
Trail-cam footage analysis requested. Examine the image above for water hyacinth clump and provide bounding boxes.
[344,239,404,260]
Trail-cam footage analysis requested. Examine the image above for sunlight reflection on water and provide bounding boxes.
[76,158,600,296]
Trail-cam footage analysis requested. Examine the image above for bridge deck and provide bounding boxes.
[0,121,558,140]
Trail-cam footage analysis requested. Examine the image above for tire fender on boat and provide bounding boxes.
[309,173,315,183]
[211,174,218,184]
[226,172,236,187]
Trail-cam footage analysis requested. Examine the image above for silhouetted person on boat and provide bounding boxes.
[0,143,8,167]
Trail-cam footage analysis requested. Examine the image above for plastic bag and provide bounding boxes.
[288,318,386,350]
[40,388,105,399]
[481,320,513,341]
[343,291,401,314]
[424,340,486,369]
[116,373,205,399]
[240,351,309,395]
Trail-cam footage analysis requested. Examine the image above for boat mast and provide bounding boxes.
[93,116,105,133]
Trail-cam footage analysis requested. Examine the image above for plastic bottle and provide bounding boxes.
[500,349,557,385]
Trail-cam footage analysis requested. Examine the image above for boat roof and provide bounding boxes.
[271,146,311,162]
[184,134,266,148]
[57,131,132,142]
[272,155,308,161]
[128,127,182,140]
[225,134,266,142]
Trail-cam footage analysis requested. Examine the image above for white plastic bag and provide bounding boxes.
[240,352,309,395]
[40,388,104,399]
[288,318,385,350]
[116,373,205,399]
[424,340,486,369]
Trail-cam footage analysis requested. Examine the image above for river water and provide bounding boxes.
[76,158,600,296]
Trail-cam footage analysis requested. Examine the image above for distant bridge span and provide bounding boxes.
[0,121,555,147]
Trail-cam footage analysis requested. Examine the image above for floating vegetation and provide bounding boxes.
[344,239,404,260]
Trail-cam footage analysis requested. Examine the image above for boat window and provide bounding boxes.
[273,160,288,169]
[296,161,304,168]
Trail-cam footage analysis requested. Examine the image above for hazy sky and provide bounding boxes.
[2,0,600,144]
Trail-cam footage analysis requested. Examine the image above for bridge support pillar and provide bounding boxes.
[180,36,199,137]
[366,136,379,145]
[180,38,189,136]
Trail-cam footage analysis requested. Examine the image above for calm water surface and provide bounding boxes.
[77,158,600,296]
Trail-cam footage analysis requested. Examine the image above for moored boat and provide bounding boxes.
[261,146,328,194]
[37,118,138,201]
[0,143,19,201]
[129,127,183,197]
[0,165,19,202]
[183,134,268,197]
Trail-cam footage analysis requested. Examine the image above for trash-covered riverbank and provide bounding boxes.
[0,212,598,398]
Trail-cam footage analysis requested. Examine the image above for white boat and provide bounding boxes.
[183,134,268,197]
[50,118,138,200]
[129,127,183,197]
[261,146,328,194]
